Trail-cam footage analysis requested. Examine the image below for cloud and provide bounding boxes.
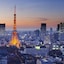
[20,17,48,22]
[36,17,48,21]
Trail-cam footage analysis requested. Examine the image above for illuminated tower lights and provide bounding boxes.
[9,6,21,48]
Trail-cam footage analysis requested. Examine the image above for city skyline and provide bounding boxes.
[0,0,64,30]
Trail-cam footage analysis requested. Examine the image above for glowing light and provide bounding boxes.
[9,31,21,48]
[9,6,21,48]
[35,46,40,50]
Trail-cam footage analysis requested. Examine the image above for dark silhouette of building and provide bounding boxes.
[57,24,60,31]
[41,23,46,33]
[0,24,5,35]
[57,22,64,32]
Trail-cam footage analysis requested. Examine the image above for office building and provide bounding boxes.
[0,24,5,35]
[40,23,46,41]
[57,24,60,31]
[41,23,46,33]
[57,22,64,32]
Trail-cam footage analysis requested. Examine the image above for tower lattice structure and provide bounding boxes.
[9,6,21,48]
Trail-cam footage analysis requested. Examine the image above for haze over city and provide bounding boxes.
[0,0,64,64]
[0,0,64,30]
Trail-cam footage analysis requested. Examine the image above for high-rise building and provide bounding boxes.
[60,22,64,32]
[57,24,60,31]
[0,24,5,35]
[40,23,46,41]
[57,22,64,32]
[41,23,46,33]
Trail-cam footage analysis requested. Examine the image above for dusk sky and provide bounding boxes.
[0,0,64,30]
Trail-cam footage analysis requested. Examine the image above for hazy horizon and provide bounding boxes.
[0,0,64,30]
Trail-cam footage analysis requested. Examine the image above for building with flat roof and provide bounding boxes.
[41,23,46,34]
[57,22,64,32]
[0,24,5,35]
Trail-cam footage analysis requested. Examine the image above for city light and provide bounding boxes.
[35,46,40,50]
[0,0,64,64]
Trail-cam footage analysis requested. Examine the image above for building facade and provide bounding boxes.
[0,24,5,36]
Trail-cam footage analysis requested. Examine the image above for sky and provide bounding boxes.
[0,0,64,30]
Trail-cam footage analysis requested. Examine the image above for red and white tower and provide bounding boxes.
[9,6,21,48]
[14,6,16,31]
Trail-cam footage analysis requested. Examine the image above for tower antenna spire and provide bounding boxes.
[14,5,16,14]
[14,5,16,31]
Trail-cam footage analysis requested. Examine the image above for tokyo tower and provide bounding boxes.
[9,6,21,48]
